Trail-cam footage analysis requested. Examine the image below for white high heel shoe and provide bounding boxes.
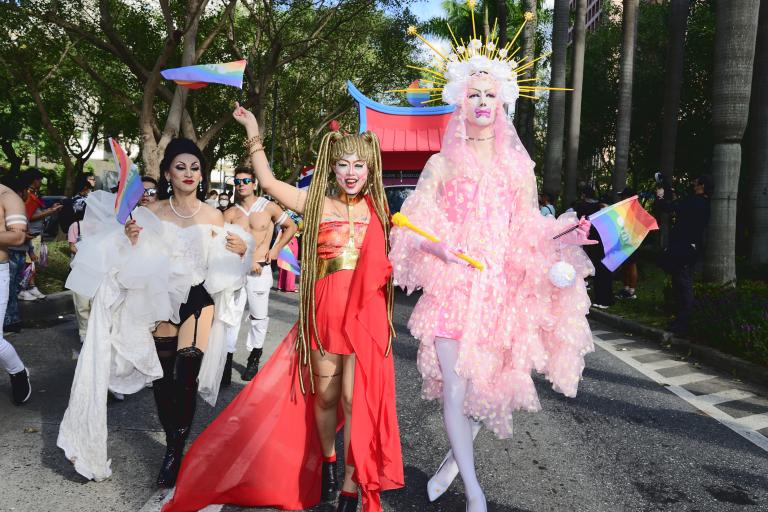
[427,450,456,501]
[426,421,482,502]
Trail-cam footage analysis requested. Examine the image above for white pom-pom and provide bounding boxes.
[549,261,576,288]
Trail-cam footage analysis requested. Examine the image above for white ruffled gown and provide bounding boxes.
[57,190,252,481]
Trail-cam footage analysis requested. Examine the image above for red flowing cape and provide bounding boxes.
[163,197,403,512]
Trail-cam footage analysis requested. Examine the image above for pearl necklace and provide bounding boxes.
[169,196,202,219]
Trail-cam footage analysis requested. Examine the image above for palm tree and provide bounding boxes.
[748,0,768,265]
[542,0,569,199]
[514,0,537,155]
[658,0,690,249]
[704,0,761,284]
[612,0,639,200]
[564,0,588,208]
[659,0,690,184]
[496,0,508,49]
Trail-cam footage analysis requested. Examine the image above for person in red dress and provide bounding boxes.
[163,103,403,512]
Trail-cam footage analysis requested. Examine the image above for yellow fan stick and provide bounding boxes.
[392,212,485,270]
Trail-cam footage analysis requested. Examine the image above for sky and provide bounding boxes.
[410,0,555,21]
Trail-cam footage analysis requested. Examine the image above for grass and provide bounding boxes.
[36,240,72,295]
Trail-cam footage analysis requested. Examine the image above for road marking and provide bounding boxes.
[734,413,768,432]
[594,338,768,453]
[138,488,223,512]
[693,389,754,406]
[619,348,660,358]
[644,359,688,371]
[597,338,636,346]
[663,373,716,386]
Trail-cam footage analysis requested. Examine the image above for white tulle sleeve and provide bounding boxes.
[197,223,253,405]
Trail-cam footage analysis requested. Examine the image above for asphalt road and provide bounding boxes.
[1,287,767,512]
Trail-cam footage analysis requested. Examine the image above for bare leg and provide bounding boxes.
[340,354,358,493]
[435,338,486,511]
[311,349,343,458]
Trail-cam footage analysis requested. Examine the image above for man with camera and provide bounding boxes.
[656,175,713,335]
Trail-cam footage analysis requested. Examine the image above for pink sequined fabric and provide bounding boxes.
[389,105,595,439]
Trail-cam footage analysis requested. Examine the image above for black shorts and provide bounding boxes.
[174,283,214,326]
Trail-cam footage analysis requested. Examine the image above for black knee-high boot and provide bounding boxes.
[153,336,178,487]
[220,352,233,388]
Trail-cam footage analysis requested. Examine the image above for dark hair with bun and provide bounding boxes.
[157,138,208,200]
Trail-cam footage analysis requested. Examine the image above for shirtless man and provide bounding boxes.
[223,167,297,382]
[0,183,31,404]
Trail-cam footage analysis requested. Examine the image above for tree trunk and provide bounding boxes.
[20,69,76,195]
[496,0,508,49]
[564,0,587,208]
[612,0,639,200]
[542,0,569,198]
[514,0,537,156]
[659,0,690,183]
[748,0,768,264]
[704,0,761,284]
[0,140,23,174]
[658,0,690,249]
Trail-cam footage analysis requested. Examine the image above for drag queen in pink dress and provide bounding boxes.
[390,24,597,512]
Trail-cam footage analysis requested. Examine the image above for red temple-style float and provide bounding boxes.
[347,81,454,186]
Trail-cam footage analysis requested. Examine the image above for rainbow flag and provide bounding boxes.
[277,245,300,275]
[589,195,658,272]
[161,60,246,89]
[109,138,144,225]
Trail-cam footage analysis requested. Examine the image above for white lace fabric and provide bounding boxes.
[57,190,252,481]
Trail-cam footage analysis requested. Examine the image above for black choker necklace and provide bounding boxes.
[466,135,496,142]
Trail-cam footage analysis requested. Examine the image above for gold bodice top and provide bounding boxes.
[316,221,369,279]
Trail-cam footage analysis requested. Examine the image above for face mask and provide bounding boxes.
[219,199,230,207]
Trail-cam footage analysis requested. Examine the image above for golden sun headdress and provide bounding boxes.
[392,1,566,106]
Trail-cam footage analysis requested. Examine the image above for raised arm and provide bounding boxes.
[232,102,308,214]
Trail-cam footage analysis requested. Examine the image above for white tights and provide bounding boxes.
[0,263,23,375]
[435,337,485,509]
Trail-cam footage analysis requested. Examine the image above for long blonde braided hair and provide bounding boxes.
[297,131,395,393]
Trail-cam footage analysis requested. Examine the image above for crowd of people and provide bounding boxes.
[538,175,714,336]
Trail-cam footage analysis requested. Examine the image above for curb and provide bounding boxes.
[588,307,768,389]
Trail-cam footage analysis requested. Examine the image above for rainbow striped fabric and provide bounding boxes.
[161,60,246,89]
[277,245,300,275]
[109,138,144,225]
[589,195,658,272]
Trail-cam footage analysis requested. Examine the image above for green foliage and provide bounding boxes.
[578,0,715,196]
[690,281,768,366]
[36,241,72,295]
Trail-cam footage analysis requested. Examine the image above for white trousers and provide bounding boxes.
[226,269,273,353]
[0,263,24,374]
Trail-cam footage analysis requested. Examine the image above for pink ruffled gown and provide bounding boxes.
[389,117,595,438]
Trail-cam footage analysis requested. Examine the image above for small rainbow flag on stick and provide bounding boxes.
[161,60,246,89]
[109,137,144,225]
[588,195,658,272]
[277,245,300,275]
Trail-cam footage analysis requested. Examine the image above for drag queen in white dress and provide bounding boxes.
[57,139,252,486]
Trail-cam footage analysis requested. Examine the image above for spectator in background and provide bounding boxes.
[656,175,713,335]
[205,189,219,208]
[575,185,613,309]
[4,178,30,331]
[59,174,95,235]
[617,187,639,300]
[20,168,61,301]
[140,176,158,207]
[217,191,231,211]
[539,192,556,217]
[67,181,93,344]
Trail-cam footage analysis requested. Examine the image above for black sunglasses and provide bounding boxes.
[234,178,254,186]
[143,188,157,196]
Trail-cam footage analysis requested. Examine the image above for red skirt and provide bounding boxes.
[311,270,354,354]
